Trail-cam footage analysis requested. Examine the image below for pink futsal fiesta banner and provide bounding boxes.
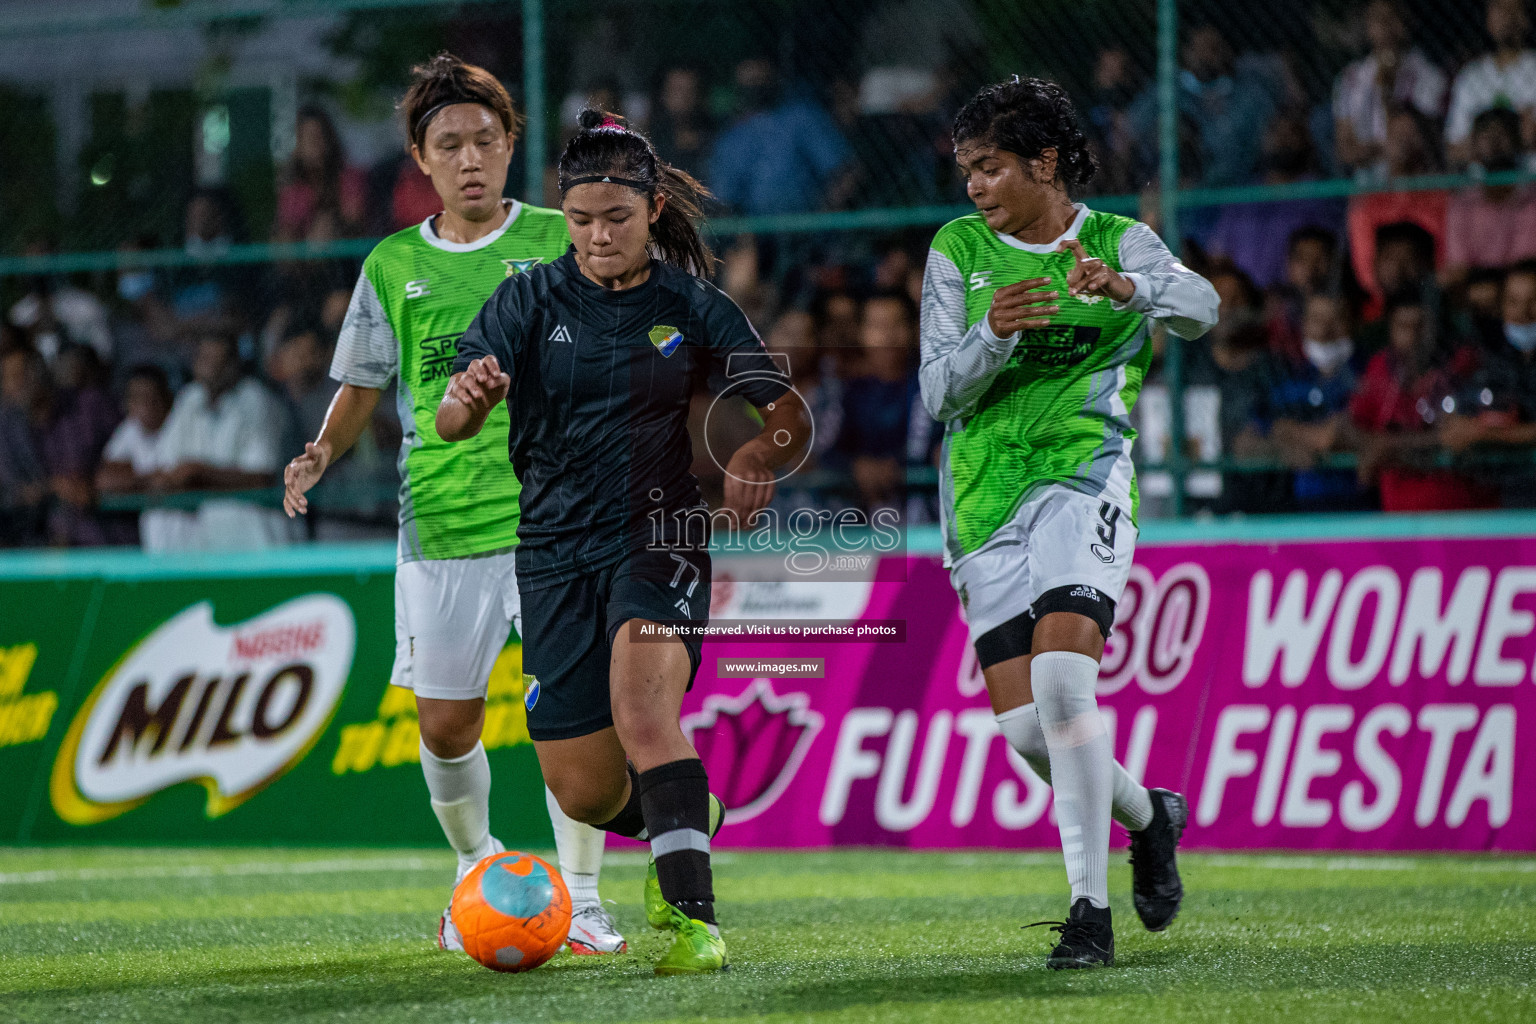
[685,535,1536,851]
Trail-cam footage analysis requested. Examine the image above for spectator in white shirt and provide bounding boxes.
[1334,1,1449,176]
[148,333,294,551]
[97,365,180,550]
[8,277,112,365]
[1446,0,1536,166]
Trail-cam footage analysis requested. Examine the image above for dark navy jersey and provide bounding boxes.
[454,250,790,588]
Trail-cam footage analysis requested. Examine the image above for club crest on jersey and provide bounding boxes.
[648,325,683,357]
[501,258,540,277]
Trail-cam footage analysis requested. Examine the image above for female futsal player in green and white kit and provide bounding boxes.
[921,77,1220,969]
[281,54,625,956]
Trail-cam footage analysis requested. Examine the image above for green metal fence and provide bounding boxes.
[1,0,1529,521]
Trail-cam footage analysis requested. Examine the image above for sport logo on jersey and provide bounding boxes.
[418,333,460,384]
[648,325,683,357]
[502,258,540,277]
[405,279,431,299]
[1012,324,1102,368]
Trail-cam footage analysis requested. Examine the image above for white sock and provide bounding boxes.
[546,785,605,908]
[1030,651,1113,910]
[995,702,1154,831]
[420,739,497,878]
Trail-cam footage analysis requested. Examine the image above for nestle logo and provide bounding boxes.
[230,622,325,661]
[681,679,823,825]
[53,597,356,824]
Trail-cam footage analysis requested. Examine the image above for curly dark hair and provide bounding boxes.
[952,77,1098,191]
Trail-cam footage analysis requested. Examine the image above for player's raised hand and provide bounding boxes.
[283,442,331,518]
[1060,238,1135,302]
[446,355,511,415]
[986,277,1059,337]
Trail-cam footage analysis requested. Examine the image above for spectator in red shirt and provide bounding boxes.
[275,105,367,242]
[1347,109,1448,302]
[390,158,444,231]
[1358,221,1439,337]
[1350,295,1496,510]
[1444,108,1536,284]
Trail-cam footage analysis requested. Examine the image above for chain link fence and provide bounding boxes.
[0,0,1531,549]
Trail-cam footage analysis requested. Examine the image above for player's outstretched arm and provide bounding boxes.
[721,389,810,528]
[1089,225,1221,339]
[283,383,382,517]
[436,355,510,443]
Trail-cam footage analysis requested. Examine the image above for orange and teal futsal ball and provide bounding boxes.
[451,851,571,972]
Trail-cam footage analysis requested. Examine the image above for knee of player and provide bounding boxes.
[610,700,680,755]
[547,777,627,825]
[417,706,483,759]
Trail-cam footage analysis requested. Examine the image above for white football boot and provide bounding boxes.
[438,837,505,951]
[567,900,627,955]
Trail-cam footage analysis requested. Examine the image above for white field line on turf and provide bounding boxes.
[0,850,727,885]
[1200,855,1536,873]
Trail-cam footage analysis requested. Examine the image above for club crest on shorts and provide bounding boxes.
[648,325,683,357]
[523,678,541,711]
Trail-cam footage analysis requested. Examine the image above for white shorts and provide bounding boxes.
[391,550,522,701]
[950,486,1137,667]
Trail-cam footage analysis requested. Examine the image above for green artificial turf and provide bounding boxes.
[1,847,1533,1023]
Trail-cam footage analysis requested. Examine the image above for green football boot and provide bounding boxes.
[653,907,727,976]
[645,793,725,930]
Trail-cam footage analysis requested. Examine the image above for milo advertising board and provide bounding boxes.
[3,516,1534,851]
[0,547,550,846]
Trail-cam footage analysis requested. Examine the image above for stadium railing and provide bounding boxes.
[1,0,1530,531]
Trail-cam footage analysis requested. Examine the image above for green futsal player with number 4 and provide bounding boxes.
[921,77,1220,969]
[281,54,626,957]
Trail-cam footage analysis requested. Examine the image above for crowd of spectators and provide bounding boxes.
[1139,233,1536,517]
[4,0,1536,550]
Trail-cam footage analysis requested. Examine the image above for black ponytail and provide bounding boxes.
[558,109,716,276]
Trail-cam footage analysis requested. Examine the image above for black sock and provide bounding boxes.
[639,758,715,925]
[593,763,648,838]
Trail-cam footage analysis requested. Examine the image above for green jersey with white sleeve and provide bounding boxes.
[330,200,570,563]
[919,204,1219,565]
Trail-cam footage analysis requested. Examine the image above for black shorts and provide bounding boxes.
[518,547,711,742]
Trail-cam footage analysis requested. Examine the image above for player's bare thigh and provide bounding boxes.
[982,613,1105,713]
[537,727,630,824]
[609,620,696,771]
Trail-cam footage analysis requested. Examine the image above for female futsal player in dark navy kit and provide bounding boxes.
[437,109,810,974]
